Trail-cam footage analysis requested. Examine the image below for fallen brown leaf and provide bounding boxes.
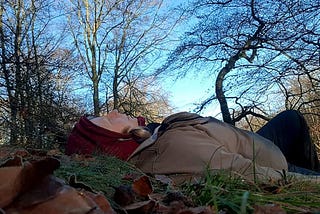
[46,149,63,156]
[0,147,10,159]
[0,156,23,167]
[5,186,105,214]
[122,173,141,181]
[253,204,286,214]
[71,154,96,162]
[113,185,136,206]
[260,183,283,194]
[177,206,213,214]
[0,157,61,208]
[0,166,23,208]
[1,154,115,214]
[112,176,213,214]
[163,191,194,207]
[19,157,60,195]
[132,175,153,198]
[83,191,117,214]
[10,175,65,208]
[124,200,157,214]
[166,200,186,213]
[13,149,30,158]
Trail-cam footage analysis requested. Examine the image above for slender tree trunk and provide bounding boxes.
[215,52,241,125]
[13,0,24,145]
[216,8,265,124]
[0,2,18,144]
[92,42,100,116]
[93,78,100,116]
[113,66,119,110]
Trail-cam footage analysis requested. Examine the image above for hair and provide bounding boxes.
[123,126,152,144]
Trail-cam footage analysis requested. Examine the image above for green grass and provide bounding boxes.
[180,169,320,213]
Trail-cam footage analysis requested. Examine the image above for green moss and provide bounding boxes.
[54,155,144,199]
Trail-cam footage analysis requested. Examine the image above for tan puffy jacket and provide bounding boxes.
[128,112,287,183]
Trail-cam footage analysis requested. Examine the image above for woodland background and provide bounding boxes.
[0,0,319,156]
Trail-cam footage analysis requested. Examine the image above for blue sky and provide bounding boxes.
[164,73,222,117]
[160,0,223,118]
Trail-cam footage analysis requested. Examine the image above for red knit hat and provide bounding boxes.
[65,116,140,160]
[136,116,146,126]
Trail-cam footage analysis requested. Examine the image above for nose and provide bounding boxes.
[111,109,120,115]
[106,109,119,117]
[111,109,118,113]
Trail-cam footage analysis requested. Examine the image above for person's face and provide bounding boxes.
[104,110,138,133]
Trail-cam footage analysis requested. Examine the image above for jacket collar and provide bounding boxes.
[127,126,160,160]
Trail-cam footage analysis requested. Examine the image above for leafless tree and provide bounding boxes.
[159,0,320,125]
[0,0,78,147]
[66,0,178,116]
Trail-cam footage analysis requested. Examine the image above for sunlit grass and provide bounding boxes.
[180,168,320,213]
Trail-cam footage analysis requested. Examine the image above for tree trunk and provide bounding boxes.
[0,2,18,145]
[93,79,100,116]
[215,52,241,125]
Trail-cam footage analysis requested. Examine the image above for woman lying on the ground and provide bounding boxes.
[65,109,320,182]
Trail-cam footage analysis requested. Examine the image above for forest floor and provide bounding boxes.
[1,146,320,213]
